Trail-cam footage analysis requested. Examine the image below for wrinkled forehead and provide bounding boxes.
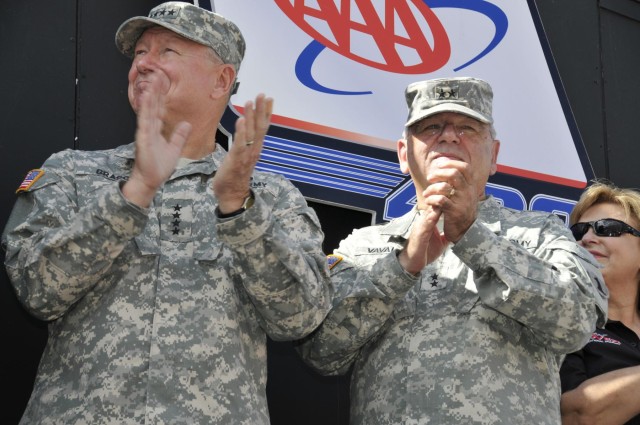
[135,25,195,46]
[581,201,631,222]
[133,26,219,62]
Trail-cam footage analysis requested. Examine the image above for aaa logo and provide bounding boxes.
[274,0,508,94]
[275,0,449,73]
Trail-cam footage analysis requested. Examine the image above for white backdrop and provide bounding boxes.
[212,0,588,188]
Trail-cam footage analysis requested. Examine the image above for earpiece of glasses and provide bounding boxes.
[570,218,640,241]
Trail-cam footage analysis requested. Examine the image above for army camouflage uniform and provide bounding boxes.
[299,196,608,424]
[3,143,331,424]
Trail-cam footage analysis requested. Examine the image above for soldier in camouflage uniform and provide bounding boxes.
[2,2,331,424]
[297,77,609,424]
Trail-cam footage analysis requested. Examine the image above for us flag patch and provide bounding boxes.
[16,169,44,193]
[327,254,343,270]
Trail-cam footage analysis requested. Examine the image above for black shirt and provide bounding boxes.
[560,320,640,425]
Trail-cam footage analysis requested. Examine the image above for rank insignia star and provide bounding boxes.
[429,273,439,287]
[435,85,458,100]
[170,203,182,235]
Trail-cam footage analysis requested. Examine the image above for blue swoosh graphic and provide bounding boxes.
[426,0,508,71]
[296,41,372,95]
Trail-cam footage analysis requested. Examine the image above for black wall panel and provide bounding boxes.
[534,0,607,178]
[535,0,640,188]
[74,0,156,151]
[598,0,640,187]
[1,2,77,424]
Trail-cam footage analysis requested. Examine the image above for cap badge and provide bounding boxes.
[150,6,179,19]
[435,85,458,100]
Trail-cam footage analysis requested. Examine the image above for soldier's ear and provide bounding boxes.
[210,64,236,99]
[397,137,410,174]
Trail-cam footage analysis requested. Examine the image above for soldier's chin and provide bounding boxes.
[431,156,460,168]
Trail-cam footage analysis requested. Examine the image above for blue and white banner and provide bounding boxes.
[206,0,594,223]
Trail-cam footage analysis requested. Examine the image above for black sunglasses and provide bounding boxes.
[570,218,640,241]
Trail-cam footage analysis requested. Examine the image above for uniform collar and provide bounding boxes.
[114,142,228,177]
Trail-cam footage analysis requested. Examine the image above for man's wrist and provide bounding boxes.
[216,191,255,218]
[121,178,156,209]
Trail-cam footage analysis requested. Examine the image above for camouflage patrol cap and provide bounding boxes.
[115,2,245,72]
[405,77,493,127]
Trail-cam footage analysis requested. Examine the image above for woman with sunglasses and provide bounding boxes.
[560,180,640,425]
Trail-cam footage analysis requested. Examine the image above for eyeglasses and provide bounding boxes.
[411,121,485,139]
[570,218,640,241]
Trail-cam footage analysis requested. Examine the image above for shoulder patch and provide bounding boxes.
[327,254,343,270]
[16,169,45,194]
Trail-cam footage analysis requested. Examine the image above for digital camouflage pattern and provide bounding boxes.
[2,143,331,424]
[116,2,246,72]
[298,197,608,425]
[405,77,494,126]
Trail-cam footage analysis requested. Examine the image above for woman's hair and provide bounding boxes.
[570,179,640,227]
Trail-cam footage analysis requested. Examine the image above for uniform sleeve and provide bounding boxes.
[453,214,608,353]
[2,151,148,321]
[295,230,417,375]
[215,175,332,341]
